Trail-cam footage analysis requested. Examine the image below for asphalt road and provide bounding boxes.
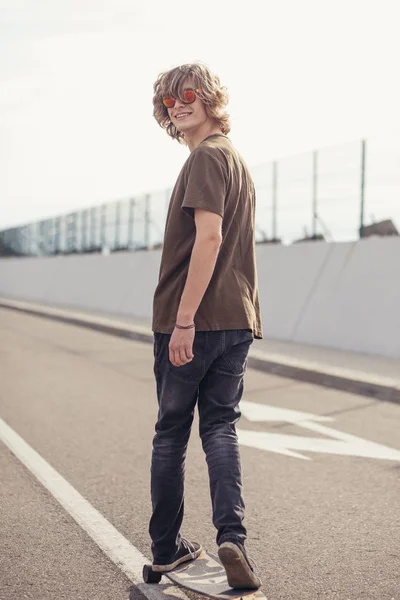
[1,308,399,600]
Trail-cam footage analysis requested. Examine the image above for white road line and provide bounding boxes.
[0,417,188,600]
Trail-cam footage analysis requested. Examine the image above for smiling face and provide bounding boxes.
[166,78,210,136]
[153,63,231,146]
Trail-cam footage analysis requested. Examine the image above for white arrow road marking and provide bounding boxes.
[239,402,334,424]
[238,401,400,461]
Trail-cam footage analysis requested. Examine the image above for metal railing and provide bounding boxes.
[1,134,399,257]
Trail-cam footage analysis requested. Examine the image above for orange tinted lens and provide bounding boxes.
[162,96,175,108]
[183,89,195,103]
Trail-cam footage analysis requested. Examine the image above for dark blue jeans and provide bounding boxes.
[149,329,254,564]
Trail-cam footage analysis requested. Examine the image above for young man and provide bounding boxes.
[149,63,263,589]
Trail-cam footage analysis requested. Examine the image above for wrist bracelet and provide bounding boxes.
[175,323,195,330]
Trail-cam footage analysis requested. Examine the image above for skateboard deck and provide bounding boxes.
[148,550,267,600]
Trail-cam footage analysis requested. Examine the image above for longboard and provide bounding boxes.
[143,550,267,600]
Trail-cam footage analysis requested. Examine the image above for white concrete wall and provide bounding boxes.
[1,238,399,358]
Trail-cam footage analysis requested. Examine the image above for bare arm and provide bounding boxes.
[177,238,221,325]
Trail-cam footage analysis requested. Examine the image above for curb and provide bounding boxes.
[1,299,399,405]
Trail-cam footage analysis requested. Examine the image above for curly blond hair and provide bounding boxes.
[152,62,230,144]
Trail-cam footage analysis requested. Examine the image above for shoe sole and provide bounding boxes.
[152,546,203,572]
[218,542,262,589]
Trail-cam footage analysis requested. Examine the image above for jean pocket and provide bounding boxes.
[222,330,253,375]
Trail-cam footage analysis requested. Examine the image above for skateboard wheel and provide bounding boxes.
[143,564,162,584]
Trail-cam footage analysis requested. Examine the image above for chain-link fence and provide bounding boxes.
[1,135,399,257]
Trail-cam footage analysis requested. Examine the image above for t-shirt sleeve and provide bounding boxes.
[181,147,227,219]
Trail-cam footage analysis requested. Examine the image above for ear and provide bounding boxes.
[194,208,223,243]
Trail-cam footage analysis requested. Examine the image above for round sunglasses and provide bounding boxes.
[162,88,202,109]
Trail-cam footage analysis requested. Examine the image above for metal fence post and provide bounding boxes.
[359,139,366,239]
[312,150,318,238]
[115,201,121,250]
[90,207,96,249]
[54,217,61,254]
[39,220,46,254]
[31,223,37,255]
[48,218,54,254]
[73,213,78,252]
[81,211,87,251]
[145,194,150,249]
[128,198,135,248]
[272,161,278,240]
[100,204,107,248]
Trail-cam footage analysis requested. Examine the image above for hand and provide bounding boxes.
[169,325,195,367]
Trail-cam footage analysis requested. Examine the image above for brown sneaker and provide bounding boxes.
[152,538,202,572]
[218,541,262,589]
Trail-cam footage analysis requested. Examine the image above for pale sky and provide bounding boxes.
[1,0,400,230]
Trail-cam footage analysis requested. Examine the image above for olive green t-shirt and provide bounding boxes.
[152,133,263,339]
